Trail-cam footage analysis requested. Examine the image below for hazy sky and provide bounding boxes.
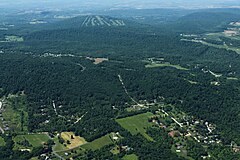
[0,0,240,10]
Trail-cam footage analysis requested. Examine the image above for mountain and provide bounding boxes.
[44,15,141,30]
[165,11,240,33]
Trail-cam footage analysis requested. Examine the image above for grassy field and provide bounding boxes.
[0,136,5,146]
[122,154,138,160]
[2,95,28,132]
[116,112,154,141]
[82,134,114,151]
[57,146,85,159]
[145,63,188,70]
[61,132,87,149]
[5,36,24,42]
[57,133,116,159]
[14,134,50,150]
[53,136,67,152]
[111,146,120,154]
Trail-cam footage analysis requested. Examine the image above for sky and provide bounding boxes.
[0,0,240,10]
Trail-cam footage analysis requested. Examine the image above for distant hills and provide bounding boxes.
[81,16,126,27]
[44,15,139,30]
[164,11,240,33]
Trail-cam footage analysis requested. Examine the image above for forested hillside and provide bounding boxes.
[0,9,240,160]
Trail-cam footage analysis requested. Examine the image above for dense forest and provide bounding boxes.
[0,7,240,159]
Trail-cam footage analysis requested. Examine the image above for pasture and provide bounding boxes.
[14,133,50,149]
[81,133,113,151]
[116,112,154,141]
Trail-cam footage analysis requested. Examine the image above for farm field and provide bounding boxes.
[116,112,154,141]
[145,63,189,70]
[57,133,116,159]
[122,154,138,160]
[13,134,50,150]
[81,133,114,151]
[60,132,87,149]
[0,136,5,146]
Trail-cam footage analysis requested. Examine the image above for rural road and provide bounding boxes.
[0,101,2,110]
[0,127,4,134]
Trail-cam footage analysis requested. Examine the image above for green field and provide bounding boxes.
[82,134,114,151]
[57,133,116,159]
[5,36,24,42]
[53,136,67,152]
[14,134,50,150]
[0,136,5,146]
[2,95,28,132]
[145,63,188,70]
[122,154,138,160]
[116,112,154,141]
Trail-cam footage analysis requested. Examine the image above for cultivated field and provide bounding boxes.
[61,132,87,149]
[116,112,154,141]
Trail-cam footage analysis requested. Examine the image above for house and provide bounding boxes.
[168,131,179,138]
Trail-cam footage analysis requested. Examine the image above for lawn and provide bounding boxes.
[145,63,188,70]
[122,154,138,160]
[0,136,5,146]
[116,112,154,141]
[61,132,87,149]
[81,133,114,151]
[14,134,50,150]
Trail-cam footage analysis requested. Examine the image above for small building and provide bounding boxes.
[168,131,179,138]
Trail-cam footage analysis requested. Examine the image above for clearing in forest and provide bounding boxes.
[86,57,109,64]
[0,136,5,146]
[14,134,50,150]
[61,132,87,149]
[146,63,188,70]
[122,154,139,160]
[0,36,24,42]
[116,112,154,141]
